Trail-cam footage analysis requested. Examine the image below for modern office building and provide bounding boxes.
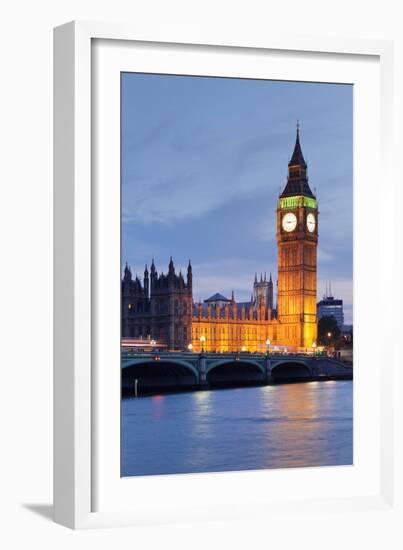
[317,287,344,328]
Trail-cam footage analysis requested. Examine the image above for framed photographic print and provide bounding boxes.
[54,21,399,530]
[119,73,353,478]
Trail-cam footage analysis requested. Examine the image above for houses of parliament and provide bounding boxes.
[122,127,318,352]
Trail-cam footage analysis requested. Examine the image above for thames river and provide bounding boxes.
[121,380,353,477]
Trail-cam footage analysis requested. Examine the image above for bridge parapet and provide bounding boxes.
[121,350,352,389]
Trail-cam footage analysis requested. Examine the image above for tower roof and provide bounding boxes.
[288,123,307,168]
[280,124,315,199]
[204,293,231,303]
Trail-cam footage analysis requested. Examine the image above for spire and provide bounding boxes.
[280,124,315,199]
[150,258,156,272]
[123,262,131,280]
[264,272,267,282]
[187,258,192,287]
[288,121,307,168]
[231,290,235,302]
[168,256,174,273]
[269,272,272,284]
[144,264,149,298]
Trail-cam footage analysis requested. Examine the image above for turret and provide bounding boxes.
[144,264,149,298]
[150,258,157,291]
[249,302,254,321]
[168,256,175,287]
[123,262,132,282]
[187,259,192,288]
[268,272,274,310]
[231,292,237,319]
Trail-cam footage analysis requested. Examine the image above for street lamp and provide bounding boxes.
[188,343,193,352]
[241,345,246,353]
[312,341,317,357]
[200,335,206,353]
[265,338,271,356]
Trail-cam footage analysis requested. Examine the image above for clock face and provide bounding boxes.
[306,212,316,233]
[282,212,297,232]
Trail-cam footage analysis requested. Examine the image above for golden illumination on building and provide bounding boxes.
[191,300,278,353]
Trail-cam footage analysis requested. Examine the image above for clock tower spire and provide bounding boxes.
[276,124,318,350]
[281,123,314,198]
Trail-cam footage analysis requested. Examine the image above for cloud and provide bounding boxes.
[318,247,335,263]
[122,124,289,227]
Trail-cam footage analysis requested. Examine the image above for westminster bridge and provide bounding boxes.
[121,351,353,395]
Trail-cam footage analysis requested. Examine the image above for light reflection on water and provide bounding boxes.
[121,380,352,477]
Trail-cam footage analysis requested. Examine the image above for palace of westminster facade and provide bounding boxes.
[122,128,318,352]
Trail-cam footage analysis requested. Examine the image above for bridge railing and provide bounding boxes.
[121,350,319,359]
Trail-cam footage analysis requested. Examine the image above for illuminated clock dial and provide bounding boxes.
[282,212,297,232]
[306,212,316,233]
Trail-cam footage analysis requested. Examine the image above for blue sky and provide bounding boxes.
[122,73,353,323]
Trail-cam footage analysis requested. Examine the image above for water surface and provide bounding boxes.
[121,380,353,476]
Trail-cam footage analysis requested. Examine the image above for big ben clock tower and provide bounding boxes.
[277,125,318,350]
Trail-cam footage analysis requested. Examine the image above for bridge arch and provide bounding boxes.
[122,358,199,395]
[206,358,265,375]
[270,360,312,382]
[123,357,199,377]
[206,359,266,386]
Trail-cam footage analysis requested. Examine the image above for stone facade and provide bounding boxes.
[122,258,193,350]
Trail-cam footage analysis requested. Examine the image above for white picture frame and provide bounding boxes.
[54,21,399,530]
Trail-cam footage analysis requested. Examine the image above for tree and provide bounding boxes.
[317,315,341,348]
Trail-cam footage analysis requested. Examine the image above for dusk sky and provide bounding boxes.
[121,73,353,324]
